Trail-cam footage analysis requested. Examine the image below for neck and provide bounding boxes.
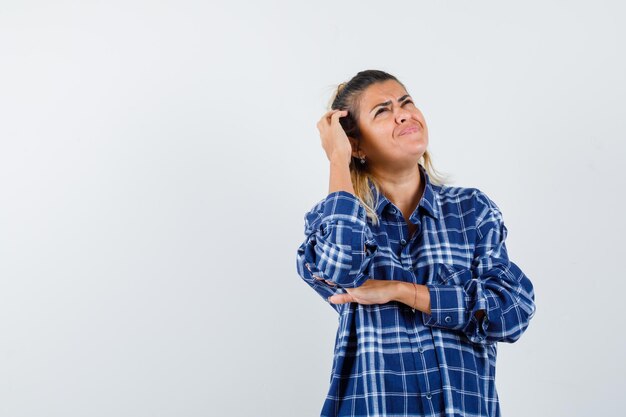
[370,163,424,214]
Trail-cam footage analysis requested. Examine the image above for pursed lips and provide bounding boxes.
[398,125,421,136]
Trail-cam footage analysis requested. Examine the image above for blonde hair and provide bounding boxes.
[327,70,449,226]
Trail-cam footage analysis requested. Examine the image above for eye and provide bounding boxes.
[375,100,414,117]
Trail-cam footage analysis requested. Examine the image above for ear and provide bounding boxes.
[347,136,362,158]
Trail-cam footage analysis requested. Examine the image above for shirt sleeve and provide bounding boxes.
[295,191,378,312]
[421,191,536,345]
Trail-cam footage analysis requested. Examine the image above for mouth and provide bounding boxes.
[398,125,421,136]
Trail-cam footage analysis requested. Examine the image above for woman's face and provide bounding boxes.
[352,79,428,169]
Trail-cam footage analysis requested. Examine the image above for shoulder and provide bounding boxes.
[434,184,503,222]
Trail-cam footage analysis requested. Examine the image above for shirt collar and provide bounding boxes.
[369,164,441,221]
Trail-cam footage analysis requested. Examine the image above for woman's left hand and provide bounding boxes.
[328,279,398,305]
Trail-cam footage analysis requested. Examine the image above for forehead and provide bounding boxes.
[359,80,408,106]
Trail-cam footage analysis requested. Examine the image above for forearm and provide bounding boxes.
[299,189,377,288]
[394,281,431,315]
[422,262,535,344]
[328,159,355,195]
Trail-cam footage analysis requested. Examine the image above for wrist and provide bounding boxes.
[393,281,430,314]
[330,156,351,167]
[328,159,355,195]
[393,281,413,305]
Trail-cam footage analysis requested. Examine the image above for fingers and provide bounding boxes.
[328,293,354,305]
[324,109,346,118]
[330,109,348,122]
[317,110,337,126]
[317,109,348,130]
[313,276,337,287]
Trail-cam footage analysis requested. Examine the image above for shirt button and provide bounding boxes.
[400,239,407,246]
[418,347,425,353]
[444,316,452,323]
[426,393,432,399]
[389,207,397,214]
[406,265,414,271]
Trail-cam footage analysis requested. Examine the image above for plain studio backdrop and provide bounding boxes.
[1,1,624,416]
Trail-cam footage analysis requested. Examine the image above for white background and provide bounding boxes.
[1,1,624,416]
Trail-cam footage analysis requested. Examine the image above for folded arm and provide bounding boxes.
[421,192,536,345]
[295,191,378,312]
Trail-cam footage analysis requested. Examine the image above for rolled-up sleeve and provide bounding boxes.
[296,191,378,311]
[422,192,536,345]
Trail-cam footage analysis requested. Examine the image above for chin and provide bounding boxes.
[410,142,428,155]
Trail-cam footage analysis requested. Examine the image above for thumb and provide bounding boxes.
[328,293,354,305]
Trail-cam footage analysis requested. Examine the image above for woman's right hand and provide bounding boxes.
[316,109,353,165]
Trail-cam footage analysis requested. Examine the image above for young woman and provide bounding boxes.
[295,69,536,417]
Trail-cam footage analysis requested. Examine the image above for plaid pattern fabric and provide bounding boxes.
[295,164,536,417]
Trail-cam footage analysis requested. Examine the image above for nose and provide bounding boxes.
[395,107,411,124]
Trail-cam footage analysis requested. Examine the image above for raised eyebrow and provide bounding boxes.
[370,95,412,113]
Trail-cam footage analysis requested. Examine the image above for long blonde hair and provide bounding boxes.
[327,70,449,226]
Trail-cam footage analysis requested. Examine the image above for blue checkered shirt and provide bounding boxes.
[295,165,536,417]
